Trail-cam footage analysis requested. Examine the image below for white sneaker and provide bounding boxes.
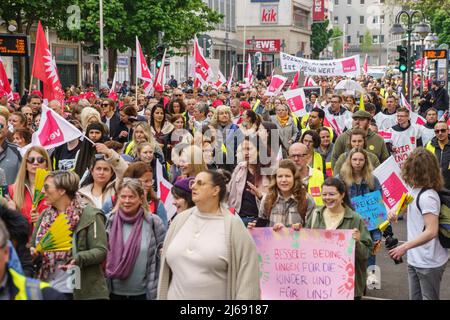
[366,273,380,290]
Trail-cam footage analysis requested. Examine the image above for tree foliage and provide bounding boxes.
[55,0,223,75]
[360,30,373,53]
[311,20,334,59]
[331,27,343,58]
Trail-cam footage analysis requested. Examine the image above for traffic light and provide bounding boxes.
[155,45,165,69]
[396,46,407,73]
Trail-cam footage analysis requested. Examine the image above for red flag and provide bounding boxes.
[289,70,300,90]
[363,54,368,75]
[156,160,177,220]
[194,37,214,85]
[153,48,166,92]
[0,58,13,101]
[323,113,343,135]
[32,21,64,104]
[136,37,153,95]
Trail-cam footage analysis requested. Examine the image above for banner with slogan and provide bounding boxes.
[280,52,361,77]
[373,156,410,210]
[351,191,388,231]
[251,228,355,300]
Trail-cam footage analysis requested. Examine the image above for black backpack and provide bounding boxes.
[416,188,450,248]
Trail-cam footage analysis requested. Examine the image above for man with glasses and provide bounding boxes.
[425,121,450,189]
[0,114,21,184]
[385,107,423,168]
[288,143,324,206]
[326,94,352,132]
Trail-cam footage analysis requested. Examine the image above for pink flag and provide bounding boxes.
[136,37,153,95]
[156,160,177,220]
[194,37,214,85]
[289,70,300,90]
[265,75,288,96]
[0,58,13,101]
[363,54,368,75]
[31,105,83,149]
[283,88,307,117]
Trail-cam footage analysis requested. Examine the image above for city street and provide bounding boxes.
[364,218,450,300]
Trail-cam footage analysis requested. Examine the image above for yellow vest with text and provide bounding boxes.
[9,268,50,300]
[308,168,324,206]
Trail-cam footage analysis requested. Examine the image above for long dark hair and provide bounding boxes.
[150,104,167,130]
[80,157,116,189]
[74,123,107,177]
[322,177,354,210]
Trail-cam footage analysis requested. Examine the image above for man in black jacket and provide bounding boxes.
[430,80,449,119]
[0,205,32,277]
[100,99,126,141]
[425,121,450,189]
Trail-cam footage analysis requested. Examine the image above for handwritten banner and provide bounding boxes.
[251,228,355,300]
[280,52,361,77]
[351,191,388,231]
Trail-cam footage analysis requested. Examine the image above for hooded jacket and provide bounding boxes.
[426,135,450,190]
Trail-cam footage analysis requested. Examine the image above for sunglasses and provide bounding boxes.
[27,156,46,164]
[435,129,448,134]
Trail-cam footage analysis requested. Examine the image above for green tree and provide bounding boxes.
[311,20,334,59]
[0,0,69,92]
[360,30,373,53]
[56,0,223,79]
[331,27,343,58]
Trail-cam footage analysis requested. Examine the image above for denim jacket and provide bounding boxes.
[348,176,382,199]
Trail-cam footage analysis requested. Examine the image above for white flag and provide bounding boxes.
[156,160,177,221]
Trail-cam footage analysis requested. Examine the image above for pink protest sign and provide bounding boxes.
[251,228,355,300]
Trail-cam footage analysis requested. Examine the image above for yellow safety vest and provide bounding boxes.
[9,268,50,300]
[301,114,310,129]
[125,140,135,155]
[426,141,436,154]
[312,151,323,174]
[252,99,261,112]
[308,168,324,207]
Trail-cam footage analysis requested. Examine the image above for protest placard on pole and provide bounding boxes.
[283,88,307,118]
[351,190,388,231]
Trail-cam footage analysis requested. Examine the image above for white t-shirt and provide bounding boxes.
[374,112,397,130]
[386,124,422,167]
[421,126,435,146]
[407,188,448,268]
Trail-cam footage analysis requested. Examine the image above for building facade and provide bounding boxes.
[331,0,401,65]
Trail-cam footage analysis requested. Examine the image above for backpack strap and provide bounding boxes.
[416,188,431,214]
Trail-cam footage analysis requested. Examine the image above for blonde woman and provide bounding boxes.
[80,106,102,132]
[7,146,52,227]
[123,121,163,161]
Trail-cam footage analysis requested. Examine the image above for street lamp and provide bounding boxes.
[390,10,430,104]
[224,32,230,79]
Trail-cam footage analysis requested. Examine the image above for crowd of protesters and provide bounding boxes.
[0,72,449,300]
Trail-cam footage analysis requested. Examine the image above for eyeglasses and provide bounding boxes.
[101,103,110,107]
[174,94,182,97]
[435,129,448,134]
[27,156,46,164]
[189,179,213,189]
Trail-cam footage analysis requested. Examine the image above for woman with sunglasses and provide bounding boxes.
[7,146,52,228]
[30,170,109,300]
[158,170,260,300]
[106,178,166,300]
[78,143,128,210]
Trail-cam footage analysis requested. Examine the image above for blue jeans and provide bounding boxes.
[368,229,382,266]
